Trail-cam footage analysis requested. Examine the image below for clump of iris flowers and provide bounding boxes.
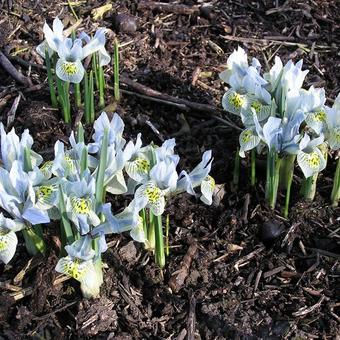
[0,113,215,297]
[220,46,340,214]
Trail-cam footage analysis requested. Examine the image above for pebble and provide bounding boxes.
[261,220,284,246]
[114,13,138,34]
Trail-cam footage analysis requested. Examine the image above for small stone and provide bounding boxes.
[261,221,284,247]
[200,5,214,20]
[114,13,138,34]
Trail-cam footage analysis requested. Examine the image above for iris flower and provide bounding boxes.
[63,174,101,235]
[0,213,25,264]
[0,123,42,171]
[56,235,102,298]
[220,47,271,121]
[176,150,215,205]
[325,94,340,150]
[297,134,327,178]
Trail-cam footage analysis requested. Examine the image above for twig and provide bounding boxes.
[187,291,196,340]
[234,246,265,271]
[120,76,221,115]
[0,50,33,87]
[138,1,199,15]
[292,295,326,317]
[220,35,331,50]
[168,242,198,292]
[6,94,21,128]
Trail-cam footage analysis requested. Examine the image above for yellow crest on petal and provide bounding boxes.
[71,197,91,215]
[62,62,78,75]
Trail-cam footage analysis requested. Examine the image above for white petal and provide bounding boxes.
[135,182,165,216]
[56,58,85,84]
[200,176,215,205]
[305,110,327,134]
[239,129,260,157]
[0,230,18,264]
[328,127,340,150]
[297,149,326,178]
[55,256,94,282]
[125,157,150,182]
[222,89,248,116]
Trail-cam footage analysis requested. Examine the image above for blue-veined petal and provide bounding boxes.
[56,58,85,83]
[200,175,215,205]
[328,127,340,150]
[239,128,261,157]
[305,109,327,135]
[22,204,50,225]
[297,148,326,178]
[130,215,146,243]
[222,89,249,115]
[0,230,18,264]
[135,181,165,216]
[56,256,94,282]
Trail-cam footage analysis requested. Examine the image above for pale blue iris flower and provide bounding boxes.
[79,28,111,67]
[36,16,65,58]
[220,47,271,120]
[0,162,51,225]
[253,110,305,155]
[91,199,145,247]
[325,94,340,150]
[63,173,100,234]
[0,123,42,171]
[88,112,126,154]
[0,213,26,264]
[55,235,102,298]
[297,134,326,178]
[134,159,179,216]
[176,150,215,205]
[55,29,110,83]
[123,133,152,183]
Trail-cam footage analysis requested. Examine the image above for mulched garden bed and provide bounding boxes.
[0,0,339,338]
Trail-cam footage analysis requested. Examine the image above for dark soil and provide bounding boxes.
[0,0,339,338]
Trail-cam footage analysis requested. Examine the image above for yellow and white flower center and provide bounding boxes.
[62,62,78,75]
[145,186,162,203]
[229,93,245,108]
[241,130,253,143]
[65,258,85,280]
[206,175,216,190]
[251,100,262,113]
[36,185,53,201]
[40,161,53,175]
[313,110,326,122]
[0,231,8,251]
[306,152,320,168]
[71,197,91,215]
[135,158,150,174]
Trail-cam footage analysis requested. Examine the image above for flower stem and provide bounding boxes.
[251,148,256,187]
[283,155,296,218]
[84,72,90,123]
[95,129,108,207]
[89,70,95,122]
[331,158,340,207]
[154,214,165,268]
[74,82,81,108]
[266,149,281,209]
[58,185,74,249]
[147,209,155,250]
[113,39,120,102]
[165,214,170,257]
[45,50,58,108]
[22,226,46,256]
[98,65,105,109]
[301,174,318,201]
